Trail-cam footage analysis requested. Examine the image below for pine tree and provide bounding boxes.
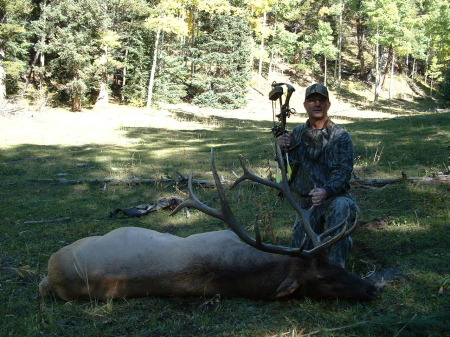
[426,56,443,97]
[0,0,32,102]
[311,20,338,87]
[189,14,252,109]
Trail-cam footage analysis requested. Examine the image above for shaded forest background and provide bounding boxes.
[1,0,449,112]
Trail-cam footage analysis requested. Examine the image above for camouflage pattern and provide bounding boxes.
[292,197,358,267]
[288,119,358,267]
[305,83,329,99]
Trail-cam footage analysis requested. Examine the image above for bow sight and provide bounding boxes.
[269,81,296,137]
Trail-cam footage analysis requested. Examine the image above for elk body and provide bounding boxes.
[39,227,376,301]
[39,148,377,301]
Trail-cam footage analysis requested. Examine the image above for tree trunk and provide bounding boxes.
[389,52,395,100]
[72,94,81,112]
[268,24,276,81]
[257,12,266,90]
[374,39,380,101]
[324,56,328,87]
[71,73,82,112]
[30,171,450,188]
[337,1,343,96]
[147,29,161,110]
[268,51,274,80]
[0,47,5,104]
[381,45,393,87]
[39,51,45,90]
[424,52,429,83]
[22,50,41,95]
[356,20,365,79]
[405,53,409,76]
[36,0,47,109]
[121,48,128,102]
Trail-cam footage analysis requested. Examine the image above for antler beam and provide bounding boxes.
[172,147,357,257]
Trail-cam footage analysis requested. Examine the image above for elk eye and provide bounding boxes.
[318,277,329,284]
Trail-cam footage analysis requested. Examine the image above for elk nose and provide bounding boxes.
[367,285,379,299]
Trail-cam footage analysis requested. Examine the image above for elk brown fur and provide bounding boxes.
[39,227,377,301]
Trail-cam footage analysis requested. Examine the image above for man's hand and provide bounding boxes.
[309,188,328,206]
[277,133,292,150]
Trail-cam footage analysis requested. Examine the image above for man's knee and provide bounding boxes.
[326,196,358,227]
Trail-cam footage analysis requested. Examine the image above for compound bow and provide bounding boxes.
[269,81,296,138]
[269,82,296,181]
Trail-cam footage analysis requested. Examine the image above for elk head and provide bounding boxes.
[172,145,377,301]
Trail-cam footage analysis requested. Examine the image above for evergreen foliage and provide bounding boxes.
[37,0,113,110]
[189,15,252,109]
[438,63,450,98]
[153,45,189,104]
[116,26,154,107]
[0,0,32,97]
[0,0,449,108]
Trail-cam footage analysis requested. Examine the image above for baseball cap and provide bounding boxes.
[305,83,329,100]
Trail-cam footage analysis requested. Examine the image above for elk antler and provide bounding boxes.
[232,144,358,256]
[172,147,357,257]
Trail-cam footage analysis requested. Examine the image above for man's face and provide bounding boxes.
[303,94,331,121]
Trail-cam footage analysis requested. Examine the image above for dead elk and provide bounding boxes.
[39,149,377,301]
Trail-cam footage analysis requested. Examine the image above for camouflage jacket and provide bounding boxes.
[288,119,354,206]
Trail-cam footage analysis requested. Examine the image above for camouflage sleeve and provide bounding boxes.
[323,132,354,197]
[289,125,304,151]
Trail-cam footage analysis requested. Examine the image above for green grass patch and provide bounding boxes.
[0,104,449,336]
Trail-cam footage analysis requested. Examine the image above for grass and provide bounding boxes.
[0,95,449,336]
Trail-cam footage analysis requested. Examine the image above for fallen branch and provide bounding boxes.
[352,171,449,188]
[29,176,235,188]
[30,177,176,185]
[24,217,71,225]
[29,171,448,189]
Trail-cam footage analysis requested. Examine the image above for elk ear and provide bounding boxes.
[272,278,300,298]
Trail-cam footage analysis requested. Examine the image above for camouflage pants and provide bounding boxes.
[292,196,359,268]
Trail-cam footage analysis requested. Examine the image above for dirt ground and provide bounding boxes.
[0,91,398,147]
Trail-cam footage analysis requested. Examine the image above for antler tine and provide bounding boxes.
[231,144,321,248]
[172,148,356,259]
[319,212,358,242]
[230,143,357,257]
[209,149,304,256]
[272,143,359,256]
[171,169,224,221]
[172,149,304,256]
[302,212,358,257]
[230,155,280,190]
[171,150,253,247]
